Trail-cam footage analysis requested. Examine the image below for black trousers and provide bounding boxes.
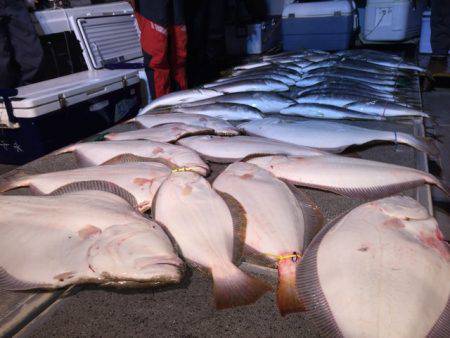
[0,0,43,88]
[185,0,226,87]
[431,0,450,55]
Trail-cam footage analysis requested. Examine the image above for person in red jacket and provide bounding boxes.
[130,0,187,99]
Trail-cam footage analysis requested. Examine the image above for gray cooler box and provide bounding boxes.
[226,17,282,55]
[282,1,357,51]
[0,70,141,164]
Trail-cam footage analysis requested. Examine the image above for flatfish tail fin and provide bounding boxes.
[277,256,306,316]
[211,263,271,310]
[0,169,32,192]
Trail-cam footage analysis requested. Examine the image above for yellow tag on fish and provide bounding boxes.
[172,167,197,173]
[265,252,302,262]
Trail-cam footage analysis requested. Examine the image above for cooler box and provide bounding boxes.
[0,70,141,164]
[363,0,425,42]
[226,17,282,55]
[282,1,357,52]
[33,2,151,104]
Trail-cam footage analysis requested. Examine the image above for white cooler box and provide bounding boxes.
[282,1,357,52]
[0,70,141,164]
[363,0,425,42]
[33,1,151,103]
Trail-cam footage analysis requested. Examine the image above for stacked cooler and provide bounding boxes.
[282,1,357,51]
[0,2,143,164]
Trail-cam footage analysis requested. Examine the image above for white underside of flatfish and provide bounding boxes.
[131,113,239,136]
[213,162,323,315]
[104,123,214,143]
[239,118,438,156]
[296,196,450,337]
[0,162,171,212]
[177,135,326,163]
[153,171,271,309]
[53,140,209,176]
[0,191,183,290]
[246,155,447,198]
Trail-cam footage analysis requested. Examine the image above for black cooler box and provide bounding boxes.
[0,69,141,164]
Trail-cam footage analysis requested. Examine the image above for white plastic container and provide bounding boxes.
[33,2,150,102]
[363,0,425,42]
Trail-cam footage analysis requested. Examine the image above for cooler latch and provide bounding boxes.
[58,94,67,108]
[0,88,20,129]
[121,77,128,88]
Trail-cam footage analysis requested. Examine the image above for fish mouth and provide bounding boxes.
[190,164,210,176]
[137,257,184,270]
[98,258,184,288]
[155,262,184,269]
[100,273,183,288]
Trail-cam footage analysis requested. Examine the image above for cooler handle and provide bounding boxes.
[0,88,18,124]
[104,62,144,70]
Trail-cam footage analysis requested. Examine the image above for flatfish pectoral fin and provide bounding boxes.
[0,266,52,291]
[48,180,138,210]
[284,182,325,248]
[215,190,248,266]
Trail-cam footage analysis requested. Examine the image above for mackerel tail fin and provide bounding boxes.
[396,132,440,158]
[103,133,116,141]
[418,111,430,118]
[212,263,271,310]
[121,117,136,124]
[437,180,450,197]
[0,169,31,193]
[276,257,305,316]
[425,175,450,196]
